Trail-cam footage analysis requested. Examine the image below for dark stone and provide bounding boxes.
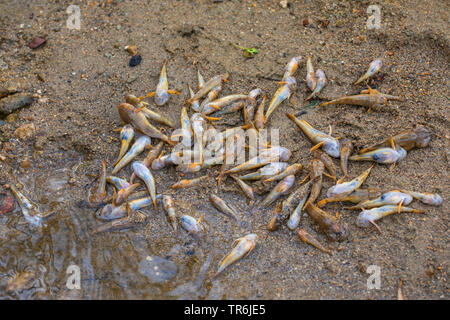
[0,94,32,117]
[29,37,46,49]
[129,55,142,67]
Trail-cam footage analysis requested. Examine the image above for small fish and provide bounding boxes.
[171,175,209,189]
[354,59,382,85]
[268,180,312,231]
[151,153,178,171]
[339,139,354,179]
[96,196,156,221]
[106,176,131,190]
[112,135,152,174]
[287,113,341,158]
[125,94,174,127]
[93,207,147,234]
[210,194,241,222]
[350,147,407,164]
[230,175,255,201]
[317,188,381,208]
[305,204,349,241]
[116,125,134,164]
[202,94,249,115]
[239,162,289,181]
[312,149,336,179]
[225,146,291,174]
[87,160,108,208]
[213,234,257,278]
[357,205,423,232]
[162,195,178,233]
[319,87,387,111]
[177,163,202,174]
[144,59,180,106]
[180,214,206,235]
[282,56,302,81]
[113,183,141,206]
[197,69,205,89]
[359,125,432,154]
[244,88,262,124]
[198,85,222,113]
[287,194,307,230]
[260,175,295,207]
[118,103,173,145]
[306,56,316,91]
[254,95,267,130]
[326,165,374,198]
[265,76,296,122]
[297,228,330,255]
[263,163,302,183]
[131,162,158,209]
[305,69,326,101]
[187,73,229,104]
[130,142,164,183]
[347,191,413,210]
[398,189,443,206]
[188,84,202,112]
[8,185,51,225]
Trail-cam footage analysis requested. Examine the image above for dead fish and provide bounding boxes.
[282,56,302,81]
[350,147,407,164]
[143,59,180,106]
[230,175,255,201]
[306,56,316,91]
[115,124,134,165]
[265,76,296,122]
[398,189,443,206]
[162,195,178,233]
[131,162,158,209]
[180,214,206,235]
[260,175,295,207]
[87,160,108,208]
[239,162,289,181]
[297,228,330,255]
[346,191,413,210]
[130,141,164,183]
[305,204,349,241]
[359,125,432,153]
[171,175,209,189]
[118,103,173,145]
[210,194,241,222]
[263,163,302,183]
[319,87,388,111]
[287,113,341,158]
[125,94,175,127]
[326,165,374,198]
[213,233,258,278]
[112,135,152,174]
[187,73,229,104]
[339,139,354,180]
[305,69,326,101]
[93,207,147,234]
[316,188,381,208]
[354,59,382,85]
[357,205,423,232]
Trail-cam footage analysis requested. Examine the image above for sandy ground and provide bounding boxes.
[0,0,448,299]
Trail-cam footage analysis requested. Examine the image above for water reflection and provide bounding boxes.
[0,160,214,299]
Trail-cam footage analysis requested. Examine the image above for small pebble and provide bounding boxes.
[129,54,142,67]
[279,0,288,8]
[125,45,138,56]
[29,37,46,49]
[14,123,36,140]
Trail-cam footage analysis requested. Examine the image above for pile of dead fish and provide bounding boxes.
[4,56,443,278]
